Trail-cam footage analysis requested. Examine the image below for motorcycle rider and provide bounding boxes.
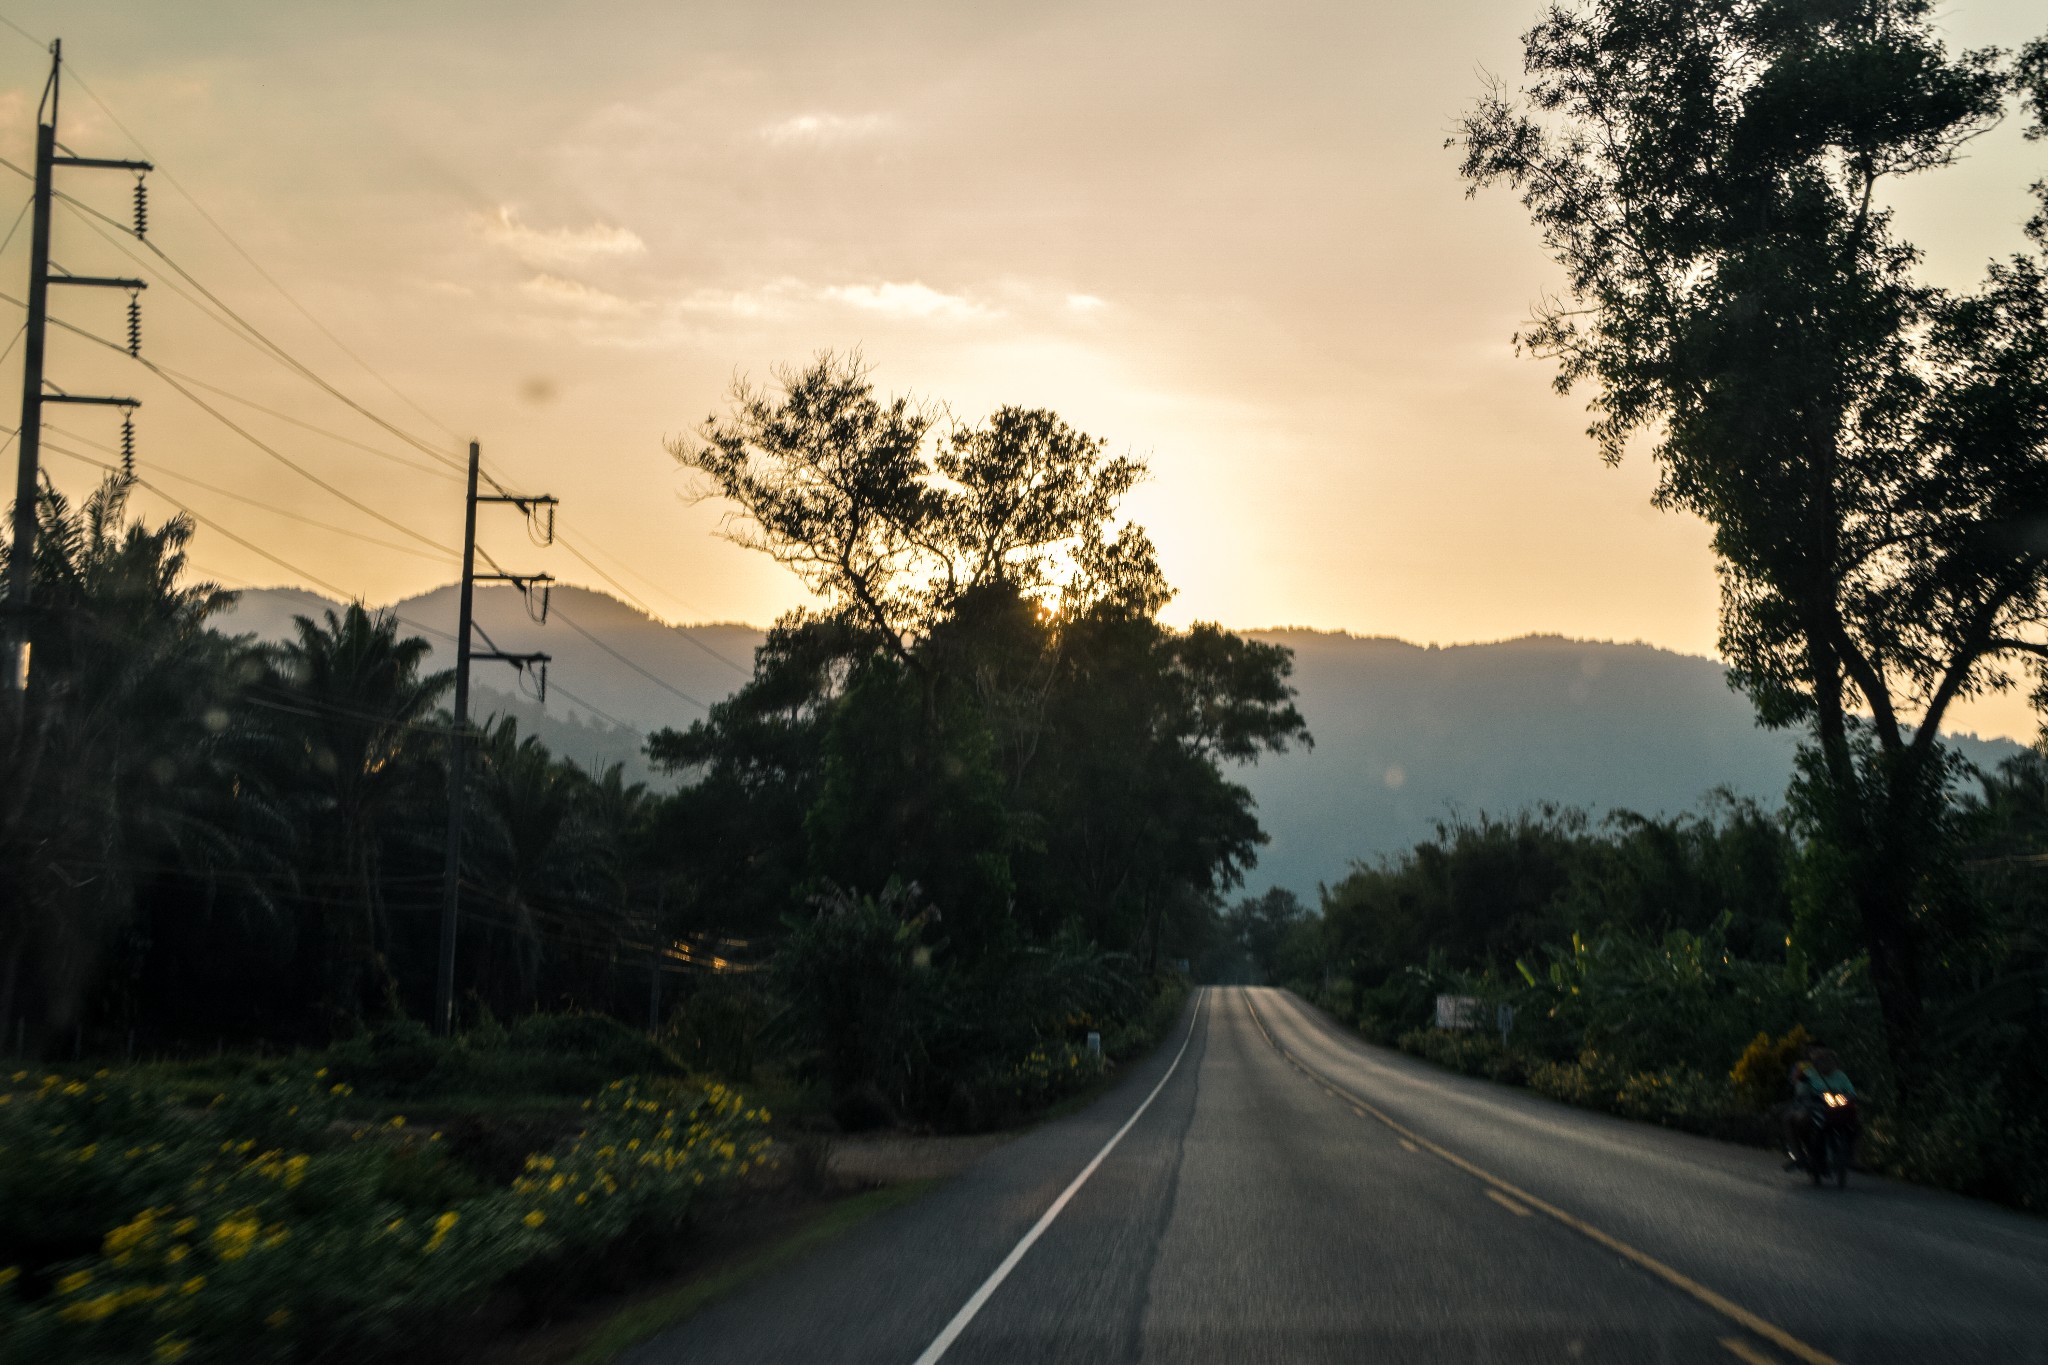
[1782,1040,1856,1171]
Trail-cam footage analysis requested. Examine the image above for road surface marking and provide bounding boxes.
[1399,1139,1419,1153]
[1241,990,1841,1365]
[1351,1105,1366,1118]
[1720,1337,1782,1365]
[1486,1189,1533,1217]
[909,988,1207,1365]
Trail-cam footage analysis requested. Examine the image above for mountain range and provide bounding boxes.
[215,586,2026,900]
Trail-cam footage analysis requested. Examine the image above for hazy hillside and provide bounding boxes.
[1236,631,2017,895]
[215,589,2024,898]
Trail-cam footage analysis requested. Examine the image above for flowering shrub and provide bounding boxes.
[981,1042,1107,1113]
[0,1067,769,1364]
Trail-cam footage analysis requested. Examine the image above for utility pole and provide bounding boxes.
[435,438,555,1035]
[6,38,151,705]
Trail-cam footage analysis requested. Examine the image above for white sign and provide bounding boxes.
[1434,994,1483,1031]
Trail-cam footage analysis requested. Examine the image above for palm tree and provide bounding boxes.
[265,604,450,1025]
[0,474,249,1043]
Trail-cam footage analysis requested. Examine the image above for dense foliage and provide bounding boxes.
[1285,759,2048,1210]
[0,1062,767,1364]
[1,358,1294,1141]
[1457,0,2048,1092]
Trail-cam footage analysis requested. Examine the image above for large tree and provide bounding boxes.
[1458,0,2048,1086]
[658,355,1308,963]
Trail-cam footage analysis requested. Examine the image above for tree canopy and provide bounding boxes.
[1457,0,2048,1084]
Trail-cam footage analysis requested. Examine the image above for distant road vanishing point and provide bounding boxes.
[626,988,2048,1364]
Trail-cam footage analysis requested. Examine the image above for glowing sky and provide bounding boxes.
[4,0,2045,738]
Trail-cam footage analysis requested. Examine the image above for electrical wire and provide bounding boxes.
[0,190,32,258]
[549,606,709,712]
[10,294,459,557]
[0,11,39,49]
[60,61,467,446]
[39,440,365,599]
[543,679,648,737]
[50,193,463,484]
[550,534,750,676]
[42,428,453,563]
[11,83,755,725]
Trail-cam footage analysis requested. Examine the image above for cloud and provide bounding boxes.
[521,273,636,314]
[480,207,645,266]
[1065,293,1108,314]
[673,278,997,325]
[758,112,893,146]
[818,281,996,321]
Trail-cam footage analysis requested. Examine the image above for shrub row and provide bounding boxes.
[0,1065,767,1364]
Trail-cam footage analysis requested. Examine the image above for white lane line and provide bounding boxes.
[908,988,1208,1365]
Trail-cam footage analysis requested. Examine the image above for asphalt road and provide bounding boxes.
[627,987,2048,1364]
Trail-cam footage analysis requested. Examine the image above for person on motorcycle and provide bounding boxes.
[1782,1042,1855,1170]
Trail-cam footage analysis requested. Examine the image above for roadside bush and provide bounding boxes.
[320,1012,684,1101]
[666,979,778,1083]
[0,1064,767,1364]
[1395,1028,1530,1086]
[775,883,1186,1130]
[1863,1080,2048,1213]
[1729,1025,1811,1112]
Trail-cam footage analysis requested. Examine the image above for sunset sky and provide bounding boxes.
[4,0,2045,738]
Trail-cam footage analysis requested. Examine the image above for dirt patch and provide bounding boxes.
[826,1131,1016,1185]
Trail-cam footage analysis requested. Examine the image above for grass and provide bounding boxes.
[562,1181,936,1365]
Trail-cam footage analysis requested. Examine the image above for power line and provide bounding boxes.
[542,679,646,738]
[550,605,709,712]
[0,190,31,257]
[0,245,460,485]
[42,428,453,562]
[41,441,366,602]
[0,10,40,49]
[1,146,467,477]
[551,534,749,676]
[61,59,466,446]
[48,193,461,484]
[10,294,458,557]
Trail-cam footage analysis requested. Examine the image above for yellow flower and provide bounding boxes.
[181,1276,206,1296]
[105,1209,157,1255]
[388,1115,406,1129]
[266,1308,292,1329]
[56,1270,92,1294]
[59,1292,124,1323]
[523,1210,546,1229]
[155,1336,192,1361]
[172,1218,198,1237]
[424,1210,460,1253]
[166,1245,189,1264]
[0,1266,16,1287]
[313,1068,328,1078]
[211,1214,261,1262]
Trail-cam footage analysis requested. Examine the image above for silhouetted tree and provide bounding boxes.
[1457,0,2048,1086]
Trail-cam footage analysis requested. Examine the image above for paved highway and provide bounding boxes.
[629,987,2048,1364]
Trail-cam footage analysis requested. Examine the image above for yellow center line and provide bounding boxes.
[1240,991,1842,1365]
[1486,1189,1534,1217]
[1720,1336,1784,1365]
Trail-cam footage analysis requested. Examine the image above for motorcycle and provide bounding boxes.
[1793,1091,1859,1189]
